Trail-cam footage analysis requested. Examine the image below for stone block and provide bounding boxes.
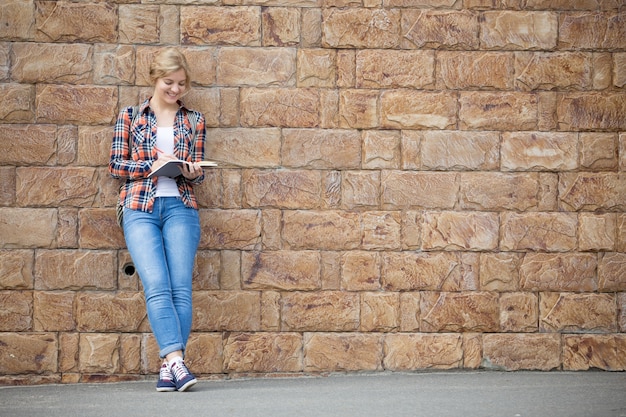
[77,126,113,166]
[242,169,321,209]
[220,250,242,290]
[199,209,261,250]
[76,292,146,332]
[617,292,626,332]
[0,249,34,289]
[185,333,224,374]
[381,90,457,130]
[0,333,57,375]
[318,252,340,291]
[598,252,626,292]
[297,48,335,88]
[540,292,617,333]
[78,333,120,374]
[382,252,473,291]
[118,5,159,44]
[11,42,92,84]
[382,171,457,209]
[399,292,420,332]
[463,333,483,369]
[340,251,380,291]
[564,334,626,371]
[218,47,296,87]
[119,334,141,374]
[482,334,560,371]
[515,52,595,91]
[321,170,341,209]
[34,249,117,290]
[193,251,221,290]
[361,211,402,250]
[557,93,626,131]
[261,291,281,331]
[35,1,117,43]
[401,10,479,49]
[261,209,282,251]
[501,212,578,251]
[302,8,322,47]
[619,214,626,253]
[0,1,34,40]
[0,208,57,249]
[459,91,538,130]
[224,332,302,373]
[79,209,125,250]
[384,333,463,370]
[500,292,538,333]
[339,89,379,129]
[192,291,261,331]
[58,332,79,373]
[282,129,360,169]
[304,333,383,372]
[322,8,400,49]
[559,12,626,50]
[459,172,540,211]
[615,53,626,88]
[241,250,321,290]
[481,11,557,50]
[579,213,616,251]
[420,291,499,332]
[36,84,117,125]
[401,211,422,250]
[420,131,499,171]
[282,210,361,250]
[501,132,578,171]
[0,290,32,331]
[33,291,75,332]
[181,6,261,46]
[207,128,280,168]
[422,211,499,251]
[479,252,522,291]
[263,7,300,46]
[281,291,359,331]
[437,51,513,90]
[361,292,399,332]
[579,133,618,170]
[0,167,15,206]
[339,171,380,209]
[0,83,34,122]
[520,253,597,292]
[17,167,98,207]
[356,50,435,89]
[240,87,320,128]
[559,173,626,211]
[362,130,401,169]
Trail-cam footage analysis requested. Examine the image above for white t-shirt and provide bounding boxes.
[154,127,181,197]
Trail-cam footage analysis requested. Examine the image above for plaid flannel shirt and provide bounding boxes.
[109,99,206,213]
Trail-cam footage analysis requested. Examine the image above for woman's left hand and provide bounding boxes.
[181,162,202,180]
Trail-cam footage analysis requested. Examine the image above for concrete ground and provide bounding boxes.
[1,371,625,417]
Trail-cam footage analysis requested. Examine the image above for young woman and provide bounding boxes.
[109,48,206,392]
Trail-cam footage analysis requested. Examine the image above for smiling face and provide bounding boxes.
[153,68,188,107]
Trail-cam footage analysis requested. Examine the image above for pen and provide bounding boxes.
[154,145,165,154]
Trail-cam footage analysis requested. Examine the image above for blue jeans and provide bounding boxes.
[123,197,200,359]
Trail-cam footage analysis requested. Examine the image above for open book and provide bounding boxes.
[148,160,217,178]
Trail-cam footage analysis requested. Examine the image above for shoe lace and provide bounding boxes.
[171,361,190,381]
[160,364,173,381]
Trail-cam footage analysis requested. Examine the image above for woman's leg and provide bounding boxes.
[161,197,200,351]
[123,198,186,359]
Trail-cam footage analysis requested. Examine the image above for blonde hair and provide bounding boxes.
[149,47,192,90]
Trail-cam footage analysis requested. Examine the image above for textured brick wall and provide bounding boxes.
[1,0,625,385]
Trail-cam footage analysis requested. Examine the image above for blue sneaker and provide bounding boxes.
[156,363,176,392]
[170,358,197,392]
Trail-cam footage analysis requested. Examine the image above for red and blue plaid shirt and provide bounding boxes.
[109,99,206,213]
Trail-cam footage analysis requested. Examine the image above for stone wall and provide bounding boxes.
[1,0,625,385]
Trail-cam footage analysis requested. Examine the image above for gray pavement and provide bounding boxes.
[1,371,625,417]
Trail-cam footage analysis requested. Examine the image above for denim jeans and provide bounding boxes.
[123,197,200,359]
